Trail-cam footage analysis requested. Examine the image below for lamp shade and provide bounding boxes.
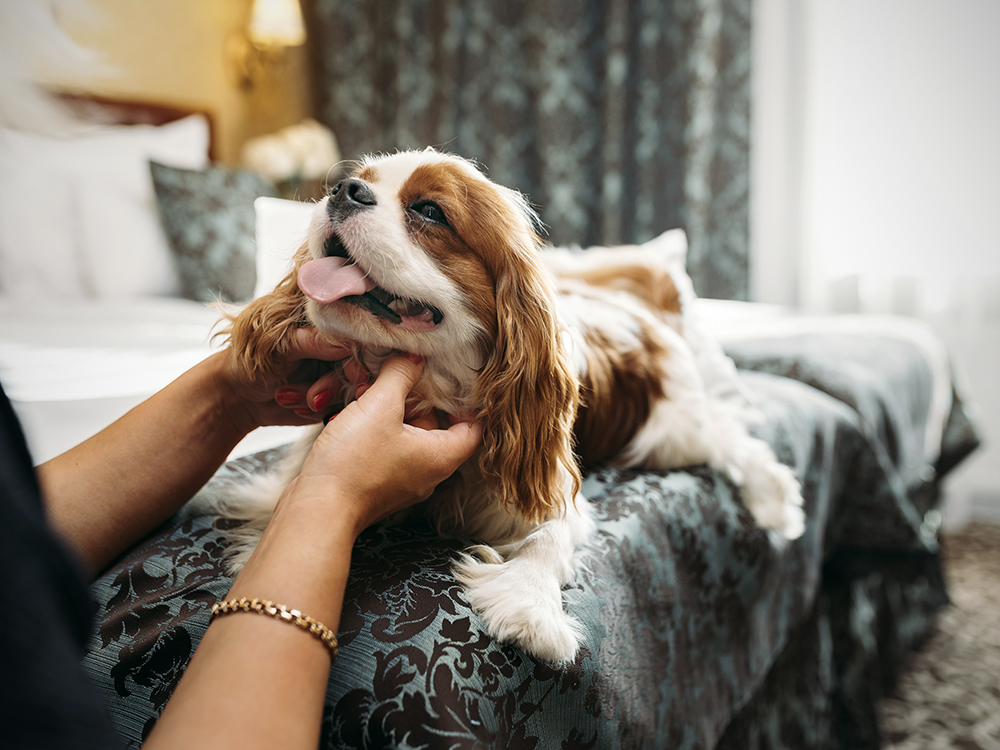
[247,0,306,47]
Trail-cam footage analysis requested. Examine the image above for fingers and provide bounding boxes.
[274,386,306,408]
[407,412,439,431]
[353,355,424,420]
[432,419,483,465]
[264,329,349,419]
[273,350,424,422]
[252,401,327,426]
[342,359,370,389]
[273,372,340,420]
[318,353,483,474]
[271,384,315,420]
[393,418,482,491]
[304,370,343,412]
[289,327,352,363]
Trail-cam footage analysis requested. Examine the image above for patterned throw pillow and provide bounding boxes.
[150,161,277,303]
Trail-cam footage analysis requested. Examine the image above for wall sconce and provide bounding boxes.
[227,0,306,90]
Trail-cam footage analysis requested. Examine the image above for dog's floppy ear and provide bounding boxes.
[221,243,311,381]
[476,241,582,523]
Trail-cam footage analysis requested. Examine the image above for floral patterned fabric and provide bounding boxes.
[81,326,978,749]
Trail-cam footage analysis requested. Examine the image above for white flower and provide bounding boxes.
[240,119,340,182]
[241,135,297,182]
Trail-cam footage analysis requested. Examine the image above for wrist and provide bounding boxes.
[284,474,394,542]
[200,350,261,438]
[272,477,370,543]
[230,484,357,625]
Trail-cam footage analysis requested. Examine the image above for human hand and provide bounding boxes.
[216,327,352,433]
[277,355,483,540]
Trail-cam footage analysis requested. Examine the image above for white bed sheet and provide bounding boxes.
[0,297,308,464]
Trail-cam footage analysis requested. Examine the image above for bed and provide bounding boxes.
[0,101,980,749]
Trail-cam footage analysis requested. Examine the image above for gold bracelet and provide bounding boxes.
[210,597,339,658]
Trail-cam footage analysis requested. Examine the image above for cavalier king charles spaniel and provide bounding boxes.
[212,149,804,663]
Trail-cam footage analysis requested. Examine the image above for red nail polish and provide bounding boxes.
[405,353,423,365]
[312,390,331,411]
[275,389,302,406]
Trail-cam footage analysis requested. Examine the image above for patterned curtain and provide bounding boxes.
[304,0,750,300]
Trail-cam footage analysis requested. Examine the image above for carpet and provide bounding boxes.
[880,522,1000,749]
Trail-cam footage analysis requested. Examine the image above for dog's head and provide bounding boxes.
[232,149,581,522]
[300,150,530,365]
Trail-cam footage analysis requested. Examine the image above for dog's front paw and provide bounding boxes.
[454,554,581,663]
[741,453,805,540]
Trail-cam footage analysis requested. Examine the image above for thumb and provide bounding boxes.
[356,354,424,417]
[438,419,484,464]
[407,415,483,460]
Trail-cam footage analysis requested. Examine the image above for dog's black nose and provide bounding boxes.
[327,178,376,221]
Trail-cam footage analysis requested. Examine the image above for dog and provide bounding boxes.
[212,149,804,663]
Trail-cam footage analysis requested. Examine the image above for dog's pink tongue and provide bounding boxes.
[298,257,375,304]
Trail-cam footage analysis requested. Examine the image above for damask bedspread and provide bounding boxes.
[81,319,979,749]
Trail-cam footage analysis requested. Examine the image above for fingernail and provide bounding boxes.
[405,353,423,365]
[322,409,341,425]
[312,390,331,411]
[275,389,302,406]
[355,383,370,398]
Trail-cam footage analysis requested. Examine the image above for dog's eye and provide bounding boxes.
[411,201,448,226]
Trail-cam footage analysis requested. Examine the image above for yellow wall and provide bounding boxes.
[36,0,314,163]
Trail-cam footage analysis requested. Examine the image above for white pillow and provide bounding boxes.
[0,115,209,299]
[76,176,183,297]
[253,196,315,298]
[0,170,85,298]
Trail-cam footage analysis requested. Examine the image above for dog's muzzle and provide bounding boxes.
[326,178,376,222]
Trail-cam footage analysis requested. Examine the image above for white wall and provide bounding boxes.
[804,0,1000,288]
[752,0,1000,527]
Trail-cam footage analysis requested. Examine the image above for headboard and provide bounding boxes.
[55,91,218,161]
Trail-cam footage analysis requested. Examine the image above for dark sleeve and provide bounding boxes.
[0,387,123,749]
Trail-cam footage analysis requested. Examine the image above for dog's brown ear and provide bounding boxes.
[220,243,311,381]
[476,244,582,524]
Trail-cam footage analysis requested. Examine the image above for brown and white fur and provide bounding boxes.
[209,149,804,663]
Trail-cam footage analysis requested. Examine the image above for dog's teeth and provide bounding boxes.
[377,294,442,326]
[389,298,431,318]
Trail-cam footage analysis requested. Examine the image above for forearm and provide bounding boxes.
[37,352,254,576]
[144,486,355,749]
